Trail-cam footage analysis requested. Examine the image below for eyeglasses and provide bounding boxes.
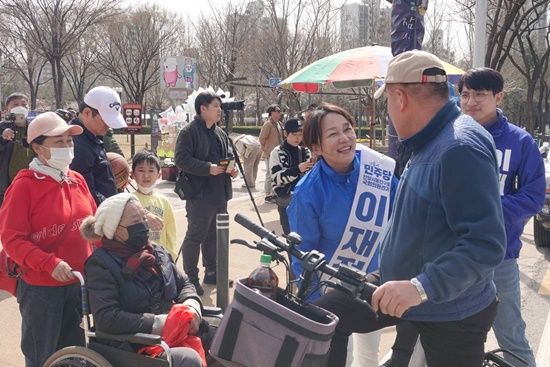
[459,91,493,103]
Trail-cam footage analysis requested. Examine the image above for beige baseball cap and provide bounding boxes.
[27,112,83,144]
[374,50,448,99]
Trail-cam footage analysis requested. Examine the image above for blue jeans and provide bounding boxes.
[492,258,536,367]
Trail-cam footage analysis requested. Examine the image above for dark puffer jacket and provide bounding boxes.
[85,244,201,339]
[174,116,233,202]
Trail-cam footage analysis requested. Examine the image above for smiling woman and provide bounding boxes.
[288,102,399,367]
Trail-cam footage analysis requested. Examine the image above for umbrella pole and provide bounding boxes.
[369,82,375,149]
[372,79,377,148]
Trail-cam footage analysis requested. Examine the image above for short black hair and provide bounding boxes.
[194,91,222,116]
[24,135,48,150]
[266,104,281,116]
[78,101,100,117]
[303,103,355,149]
[458,67,504,94]
[132,150,161,172]
[5,92,28,107]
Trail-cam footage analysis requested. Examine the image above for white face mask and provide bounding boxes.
[137,182,156,195]
[44,146,74,172]
[10,106,29,117]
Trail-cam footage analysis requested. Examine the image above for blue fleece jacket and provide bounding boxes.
[380,100,506,322]
[288,151,398,300]
[485,111,545,259]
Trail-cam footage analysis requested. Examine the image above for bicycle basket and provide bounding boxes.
[210,278,339,367]
[483,348,529,367]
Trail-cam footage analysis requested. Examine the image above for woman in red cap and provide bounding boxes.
[0,112,96,367]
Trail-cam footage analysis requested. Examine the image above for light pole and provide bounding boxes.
[473,0,487,68]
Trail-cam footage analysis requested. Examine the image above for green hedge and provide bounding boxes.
[232,125,383,138]
[113,126,152,134]
[231,126,262,135]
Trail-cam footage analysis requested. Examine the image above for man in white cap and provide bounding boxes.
[70,86,127,204]
[313,50,506,367]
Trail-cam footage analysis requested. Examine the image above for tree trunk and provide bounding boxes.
[29,88,37,110]
[526,86,535,135]
[55,57,64,108]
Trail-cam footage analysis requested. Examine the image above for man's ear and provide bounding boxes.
[393,87,409,112]
[495,91,504,106]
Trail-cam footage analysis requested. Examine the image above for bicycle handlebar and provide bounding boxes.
[234,214,377,308]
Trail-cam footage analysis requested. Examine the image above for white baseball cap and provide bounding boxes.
[84,86,127,129]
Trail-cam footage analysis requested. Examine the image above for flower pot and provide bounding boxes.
[161,166,177,182]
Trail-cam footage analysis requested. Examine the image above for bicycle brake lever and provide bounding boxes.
[256,239,287,263]
[230,239,257,250]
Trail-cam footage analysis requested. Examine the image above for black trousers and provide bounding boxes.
[390,321,420,365]
[17,280,84,367]
[314,289,498,367]
[182,199,227,280]
[277,205,290,235]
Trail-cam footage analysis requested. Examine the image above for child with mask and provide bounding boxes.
[131,150,177,259]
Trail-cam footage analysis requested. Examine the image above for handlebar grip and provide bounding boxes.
[235,214,292,253]
[234,214,272,241]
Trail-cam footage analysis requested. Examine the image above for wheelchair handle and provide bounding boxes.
[72,271,89,316]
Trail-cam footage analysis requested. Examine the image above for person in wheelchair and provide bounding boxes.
[81,193,206,367]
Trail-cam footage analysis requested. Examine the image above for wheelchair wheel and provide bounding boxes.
[43,346,113,367]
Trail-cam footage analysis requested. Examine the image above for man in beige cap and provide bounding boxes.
[314,50,506,367]
[70,86,127,204]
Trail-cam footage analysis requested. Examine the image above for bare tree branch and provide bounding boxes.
[0,0,121,107]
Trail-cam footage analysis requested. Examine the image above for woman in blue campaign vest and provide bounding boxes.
[288,103,398,367]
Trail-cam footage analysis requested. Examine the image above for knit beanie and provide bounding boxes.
[94,193,136,239]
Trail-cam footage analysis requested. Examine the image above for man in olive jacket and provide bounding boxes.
[175,91,237,296]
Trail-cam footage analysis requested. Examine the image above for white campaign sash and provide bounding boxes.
[328,145,395,273]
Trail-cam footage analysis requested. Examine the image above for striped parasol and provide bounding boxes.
[279,45,465,93]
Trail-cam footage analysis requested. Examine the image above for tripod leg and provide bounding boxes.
[229,137,264,226]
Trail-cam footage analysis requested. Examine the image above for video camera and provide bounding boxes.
[1,111,27,128]
[221,100,245,111]
[0,109,29,145]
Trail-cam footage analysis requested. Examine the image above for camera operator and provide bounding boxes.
[0,93,34,206]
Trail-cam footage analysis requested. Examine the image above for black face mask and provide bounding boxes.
[121,222,149,249]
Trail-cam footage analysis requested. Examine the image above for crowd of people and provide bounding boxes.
[0,49,545,367]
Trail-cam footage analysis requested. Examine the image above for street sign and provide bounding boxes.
[268,77,282,88]
[123,103,142,131]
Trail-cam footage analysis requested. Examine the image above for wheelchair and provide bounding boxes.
[43,272,223,367]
